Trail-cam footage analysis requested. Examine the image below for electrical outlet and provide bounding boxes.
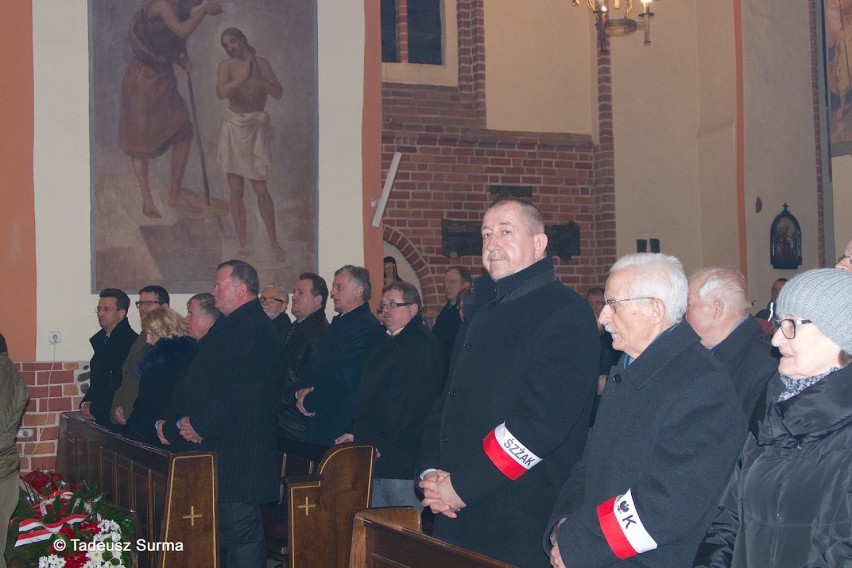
[49,331,61,344]
[16,428,34,439]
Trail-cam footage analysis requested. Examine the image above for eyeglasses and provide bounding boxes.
[377,301,414,313]
[135,300,165,308]
[603,297,657,312]
[772,318,812,339]
[259,297,285,305]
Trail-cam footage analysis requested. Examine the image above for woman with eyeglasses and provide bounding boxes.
[694,268,852,567]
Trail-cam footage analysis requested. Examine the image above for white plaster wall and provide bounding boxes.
[33,0,366,360]
[484,0,592,134]
[742,1,820,308]
[695,1,738,272]
[610,0,704,272]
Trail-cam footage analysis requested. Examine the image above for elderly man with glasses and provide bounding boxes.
[334,281,445,508]
[546,253,745,568]
[259,284,291,342]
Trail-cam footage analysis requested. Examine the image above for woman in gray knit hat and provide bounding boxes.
[694,268,852,567]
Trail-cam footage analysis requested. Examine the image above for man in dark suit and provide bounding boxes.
[418,199,600,566]
[430,265,471,356]
[686,267,778,420]
[335,281,445,508]
[276,272,330,439]
[547,254,745,568]
[259,284,291,342]
[81,288,138,428]
[178,260,278,568]
[294,265,384,446]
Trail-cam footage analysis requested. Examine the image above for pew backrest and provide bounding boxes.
[57,412,217,568]
[349,507,516,568]
[286,443,375,568]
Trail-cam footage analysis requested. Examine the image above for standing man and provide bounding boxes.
[430,266,472,357]
[119,0,222,218]
[547,253,745,568]
[216,27,286,261]
[418,198,599,566]
[294,266,384,446]
[155,292,221,447]
[335,281,445,508]
[276,273,329,440]
[178,261,279,567]
[0,334,28,568]
[82,289,138,427]
[112,285,170,425]
[259,284,291,342]
[686,267,777,418]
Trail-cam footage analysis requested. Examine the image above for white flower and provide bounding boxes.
[38,555,66,568]
[87,549,104,562]
[98,519,120,534]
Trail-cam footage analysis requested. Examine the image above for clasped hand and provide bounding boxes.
[418,469,466,518]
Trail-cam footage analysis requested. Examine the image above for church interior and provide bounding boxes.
[0,0,847,518]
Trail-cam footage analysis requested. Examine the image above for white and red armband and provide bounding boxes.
[482,422,542,480]
[597,489,658,560]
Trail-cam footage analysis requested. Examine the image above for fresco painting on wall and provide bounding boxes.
[89,0,318,292]
[826,0,852,155]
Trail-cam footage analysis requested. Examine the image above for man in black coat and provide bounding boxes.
[686,267,778,419]
[418,199,600,567]
[430,266,471,354]
[336,281,445,507]
[276,272,330,439]
[294,265,384,446]
[82,288,138,428]
[259,284,291,342]
[178,260,279,568]
[546,254,745,568]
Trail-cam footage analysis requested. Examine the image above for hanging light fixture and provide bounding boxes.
[572,0,656,53]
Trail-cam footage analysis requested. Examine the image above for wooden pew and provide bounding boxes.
[56,411,217,568]
[349,508,516,568]
[280,443,376,568]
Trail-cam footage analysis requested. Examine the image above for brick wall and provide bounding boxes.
[14,361,86,473]
[382,0,616,317]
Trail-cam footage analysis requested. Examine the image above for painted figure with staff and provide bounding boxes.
[118,0,222,219]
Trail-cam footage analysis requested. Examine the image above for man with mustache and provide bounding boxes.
[418,198,599,566]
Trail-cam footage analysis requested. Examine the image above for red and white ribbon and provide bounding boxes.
[597,489,657,560]
[482,422,541,480]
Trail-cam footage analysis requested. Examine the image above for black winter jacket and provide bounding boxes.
[694,365,852,567]
[419,257,600,567]
[353,315,444,479]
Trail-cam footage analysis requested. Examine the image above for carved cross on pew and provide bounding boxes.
[297,496,316,516]
[182,505,203,526]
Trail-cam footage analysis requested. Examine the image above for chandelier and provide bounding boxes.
[574,0,656,53]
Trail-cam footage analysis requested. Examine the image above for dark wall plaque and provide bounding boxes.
[441,219,483,257]
[490,185,533,198]
[546,222,580,262]
[442,218,582,262]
